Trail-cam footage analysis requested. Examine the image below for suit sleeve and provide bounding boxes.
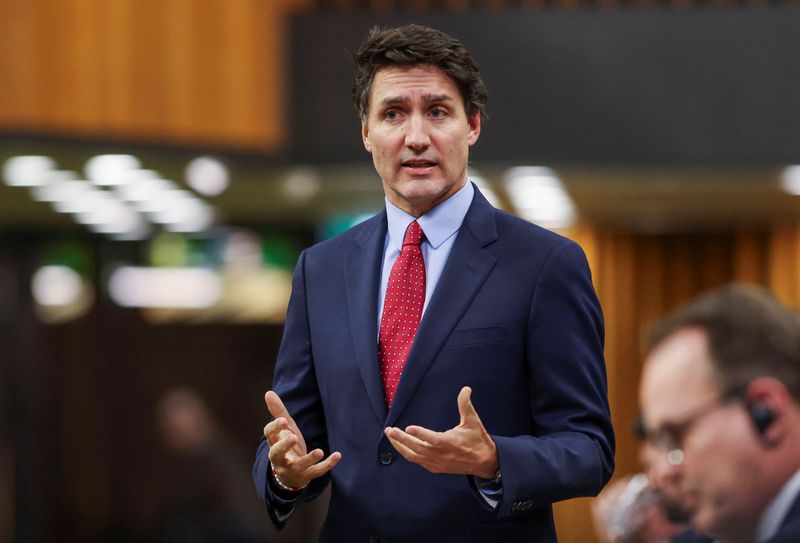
[252,250,331,529]
[491,239,615,518]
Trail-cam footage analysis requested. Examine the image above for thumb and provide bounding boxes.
[457,386,479,426]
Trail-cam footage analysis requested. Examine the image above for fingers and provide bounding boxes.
[271,451,342,489]
[262,390,341,486]
[268,432,299,462]
[269,431,342,487]
[265,390,289,420]
[304,451,342,480]
[291,448,325,472]
[386,427,432,454]
[404,425,441,446]
[385,429,425,464]
[263,417,289,443]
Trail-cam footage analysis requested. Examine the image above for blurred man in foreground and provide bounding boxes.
[639,284,800,543]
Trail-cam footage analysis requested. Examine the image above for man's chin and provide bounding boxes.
[689,505,726,541]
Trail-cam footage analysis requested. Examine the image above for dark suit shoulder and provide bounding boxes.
[485,207,583,270]
[491,207,575,251]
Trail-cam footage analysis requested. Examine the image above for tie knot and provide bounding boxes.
[402,220,425,247]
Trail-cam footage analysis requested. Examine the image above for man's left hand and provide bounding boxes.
[384,386,499,479]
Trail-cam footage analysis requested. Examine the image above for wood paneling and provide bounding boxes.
[768,225,800,306]
[0,0,292,150]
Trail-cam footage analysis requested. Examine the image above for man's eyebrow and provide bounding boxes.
[379,96,406,107]
[422,94,454,104]
[378,93,456,107]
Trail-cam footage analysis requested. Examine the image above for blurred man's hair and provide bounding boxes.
[352,24,488,122]
[649,283,800,400]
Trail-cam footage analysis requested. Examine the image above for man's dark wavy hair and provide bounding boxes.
[352,24,488,122]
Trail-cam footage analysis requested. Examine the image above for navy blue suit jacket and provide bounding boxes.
[253,188,615,542]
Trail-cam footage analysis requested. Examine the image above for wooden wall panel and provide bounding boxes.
[32,0,73,128]
[0,0,290,149]
[733,231,767,284]
[0,0,39,126]
[72,0,106,128]
[130,0,172,134]
[768,225,800,306]
[553,497,595,543]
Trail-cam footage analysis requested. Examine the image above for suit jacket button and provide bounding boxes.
[379,451,393,465]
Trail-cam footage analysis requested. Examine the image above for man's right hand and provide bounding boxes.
[264,390,342,490]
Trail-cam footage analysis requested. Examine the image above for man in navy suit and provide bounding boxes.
[253,24,614,542]
[640,284,800,543]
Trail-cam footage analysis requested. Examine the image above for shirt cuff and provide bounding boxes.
[473,475,502,509]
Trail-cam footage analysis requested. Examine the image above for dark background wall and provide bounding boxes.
[290,8,800,164]
[0,235,326,543]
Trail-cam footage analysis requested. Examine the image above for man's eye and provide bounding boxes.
[430,108,447,118]
[384,110,400,120]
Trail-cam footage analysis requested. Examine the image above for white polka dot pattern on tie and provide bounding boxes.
[378,220,426,407]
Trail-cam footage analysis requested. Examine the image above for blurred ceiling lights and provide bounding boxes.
[31,264,95,323]
[2,154,220,239]
[504,166,576,229]
[108,266,222,309]
[282,166,321,203]
[780,165,800,196]
[469,168,501,209]
[185,156,230,197]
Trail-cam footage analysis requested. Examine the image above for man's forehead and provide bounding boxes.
[369,65,461,104]
[641,328,717,420]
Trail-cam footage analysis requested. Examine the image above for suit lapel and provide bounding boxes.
[343,212,389,424]
[386,190,498,428]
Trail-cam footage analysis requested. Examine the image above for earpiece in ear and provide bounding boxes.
[748,403,775,435]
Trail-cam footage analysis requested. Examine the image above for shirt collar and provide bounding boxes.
[757,468,800,542]
[385,181,474,252]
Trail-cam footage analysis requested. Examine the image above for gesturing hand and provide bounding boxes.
[384,386,499,479]
[263,390,341,489]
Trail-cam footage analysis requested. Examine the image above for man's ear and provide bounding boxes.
[361,117,371,153]
[467,111,481,147]
[744,377,791,446]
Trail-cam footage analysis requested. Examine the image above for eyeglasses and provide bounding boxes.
[644,395,733,466]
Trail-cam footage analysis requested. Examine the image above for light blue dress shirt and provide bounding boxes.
[378,181,474,328]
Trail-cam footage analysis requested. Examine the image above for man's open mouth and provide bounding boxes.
[402,160,437,168]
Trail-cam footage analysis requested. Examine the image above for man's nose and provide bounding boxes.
[404,115,430,151]
[649,455,682,488]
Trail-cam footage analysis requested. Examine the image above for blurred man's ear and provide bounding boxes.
[744,377,791,445]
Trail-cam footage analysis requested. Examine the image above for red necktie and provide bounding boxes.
[379,220,426,407]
